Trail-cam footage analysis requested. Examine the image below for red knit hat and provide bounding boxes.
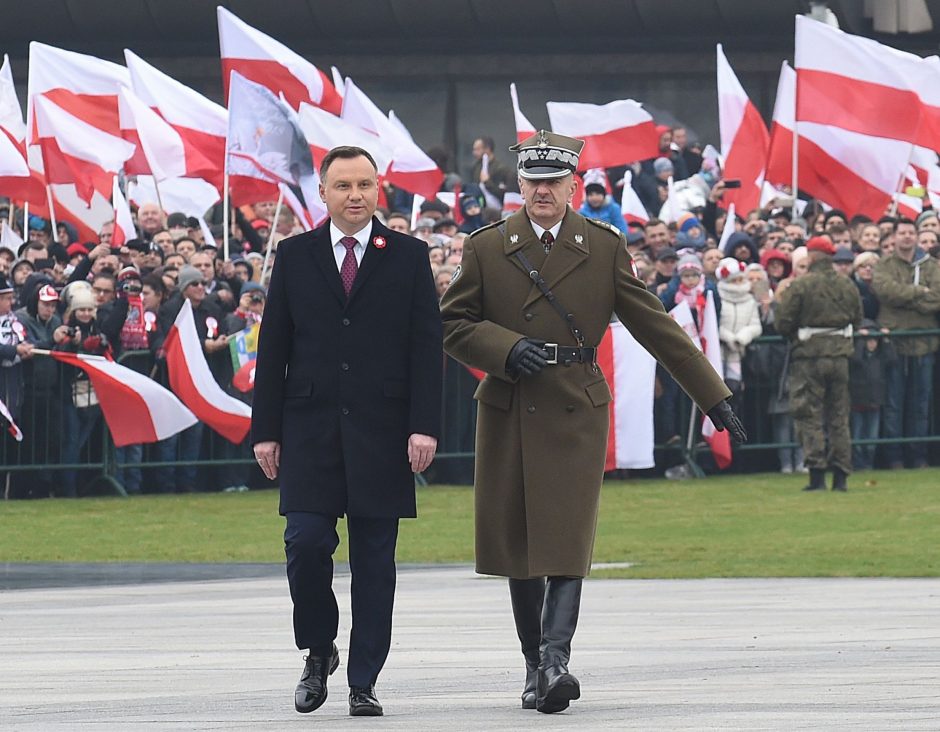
[805,235,836,256]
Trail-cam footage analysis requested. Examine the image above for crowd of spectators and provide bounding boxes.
[1,129,939,497]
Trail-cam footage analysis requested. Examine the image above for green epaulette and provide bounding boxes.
[584,218,622,237]
[466,219,505,239]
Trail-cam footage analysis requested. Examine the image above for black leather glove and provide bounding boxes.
[506,338,549,378]
[706,398,748,444]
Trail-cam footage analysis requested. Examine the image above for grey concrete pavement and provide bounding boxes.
[1,568,938,730]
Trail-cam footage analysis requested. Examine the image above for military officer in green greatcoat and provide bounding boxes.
[440,130,747,714]
[775,234,863,492]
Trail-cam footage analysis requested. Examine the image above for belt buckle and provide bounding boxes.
[543,343,559,365]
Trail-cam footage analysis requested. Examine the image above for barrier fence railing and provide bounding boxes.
[2,330,939,497]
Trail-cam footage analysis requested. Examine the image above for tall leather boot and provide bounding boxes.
[831,468,848,492]
[536,576,582,714]
[509,577,545,709]
[802,468,826,491]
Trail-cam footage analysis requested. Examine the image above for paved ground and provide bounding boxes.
[1,566,938,730]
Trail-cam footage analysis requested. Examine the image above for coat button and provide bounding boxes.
[341,362,349,371]
[566,405,575,413]
[524,313,534,321]
[342,318,350,326]
[527,405,536,413]
[342,407,349,415]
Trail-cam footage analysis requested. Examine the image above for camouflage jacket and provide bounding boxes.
[871,248,940,356]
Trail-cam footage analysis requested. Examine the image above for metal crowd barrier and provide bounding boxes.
[3,330,938,497]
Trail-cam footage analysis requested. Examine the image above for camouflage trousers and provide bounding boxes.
[788,356,852,474]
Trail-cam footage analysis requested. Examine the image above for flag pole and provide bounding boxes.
[45,185,57,237]
[790,120,799,223]
[151,176,166,223]
[22,201,28,236]
[222,168,230,262]
[261,187,284,284]
[6,201,13,228]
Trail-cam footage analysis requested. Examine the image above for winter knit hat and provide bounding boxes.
[677,254,703,274]
[716,257,747,281]
[177,265,204,292]
[68,286,96,310]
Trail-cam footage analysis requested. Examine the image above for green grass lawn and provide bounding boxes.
[2,470,938,578]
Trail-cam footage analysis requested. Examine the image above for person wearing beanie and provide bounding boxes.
[53,280,108,497]
[458,194,486,234]
[775,230,863,492]
[716,257,762,407]
[758,248,792,291]
[852,251,880,320]
[578,181,625,231]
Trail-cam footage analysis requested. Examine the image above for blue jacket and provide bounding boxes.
[579,199,625,231]
[659,275,722,325]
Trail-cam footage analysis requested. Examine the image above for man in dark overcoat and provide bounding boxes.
[252,146,442,717]
[440,130,746,714]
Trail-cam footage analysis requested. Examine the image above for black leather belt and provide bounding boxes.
[543,343,597,366]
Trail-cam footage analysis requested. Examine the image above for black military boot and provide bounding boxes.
[536,577,582,714]
[831,468,848,492]
[802,468,826,491]
[509,577,545,709]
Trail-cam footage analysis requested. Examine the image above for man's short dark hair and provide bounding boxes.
[319,146,378,179]
[895,217,917,231]
[824,209,847,223]
[475,136,495,152]
[387,212,409,224]
[828,222,848,236]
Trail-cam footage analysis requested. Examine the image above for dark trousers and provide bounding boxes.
[284,511,400,689]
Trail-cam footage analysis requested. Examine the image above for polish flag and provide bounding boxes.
[620,170,649,226]
[27,42,129,141]
[111,177,136,247]
[128,176,221,221]
[217,6,342,115]
[118,86,192,181]
[699,291,732,469]
[0,55,28,180]
[502,191,524,213]
[510,83,536,143]
[794,15,940,150]
[297,102,393,173]
[33,95,136,206]
[546,99,659,170]
[0,393,23,441]
[124,50,226,189]
[717,44,769,215]
[163,299,252,444]
[342,78,443,199]
[597,321,656,470]
[765,62,911,220]
[49,351,197,447]
[717,203,737,252]
[331,66,345,97]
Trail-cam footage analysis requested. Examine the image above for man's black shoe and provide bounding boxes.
[349,685,383,716]
[294,643,339,714]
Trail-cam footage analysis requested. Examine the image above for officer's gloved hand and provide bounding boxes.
[506,338,549,378]
[706,398,748,444]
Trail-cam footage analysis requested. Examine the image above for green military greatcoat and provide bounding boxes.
[440,207,731,578]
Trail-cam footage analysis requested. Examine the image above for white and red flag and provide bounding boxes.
[699,291,732,469]
[163,299,252,444]
[0,55,28,181]
[33,95,136,206]
[546,99,659,170]
[49,351,197,447]
[717,44,769,215]
[341,78,443,199]
[764,62,912,220]
[27,42,129,141]
[217,6,342,115]
[620,170,649,226]
[510,83,536,143]
[794,15,940,149]
[124,50,225,189]
[297,102,393,173]
[118,86,194,181]
[110,177,136,247]
[597,321,656,470]
[0,393,23,442]
[128,176,221,223]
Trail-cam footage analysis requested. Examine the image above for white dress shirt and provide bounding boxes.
[529,220,562,243]
[330,220,373,272]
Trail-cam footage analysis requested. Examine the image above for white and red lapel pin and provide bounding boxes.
[372,235,387,249]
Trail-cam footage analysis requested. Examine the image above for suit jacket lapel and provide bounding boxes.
[346,218,388,304]
[504,211,545,304]
[522,208,589,309]
[309,220,347,305]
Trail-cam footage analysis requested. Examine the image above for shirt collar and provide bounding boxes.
[530,219,562,242]
[330,220,373,248]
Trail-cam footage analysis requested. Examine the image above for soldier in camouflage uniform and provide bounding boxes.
[775,235,863,491]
